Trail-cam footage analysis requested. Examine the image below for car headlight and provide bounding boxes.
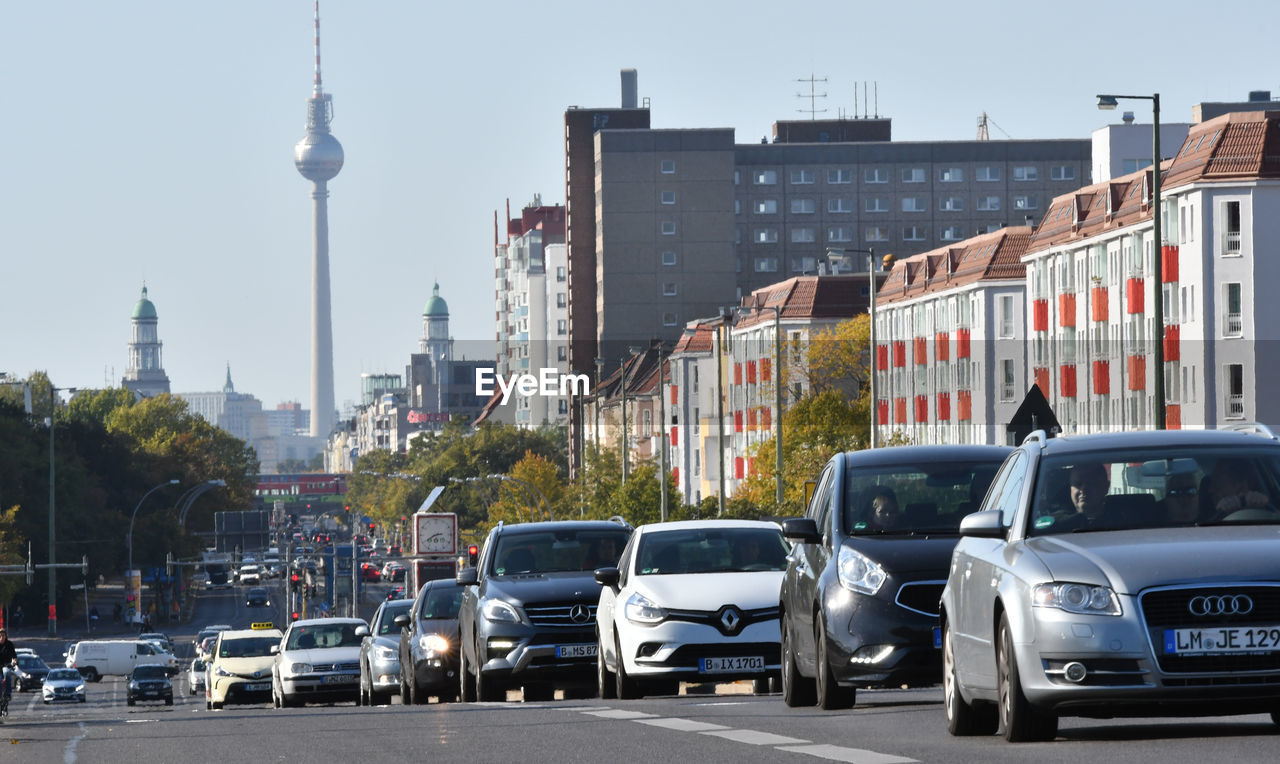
[481,599,523,624]
[624,592,668,625]
[1032,582,1122,616]
[374,646,397,660]
[128,681,140,689]
[419,634,449,654]
[76,684,85,691]
[836,545,887,595]
[214,666,235,677]
[290,662,313,674]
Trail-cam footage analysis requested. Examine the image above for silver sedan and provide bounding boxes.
[941,429,1280,742]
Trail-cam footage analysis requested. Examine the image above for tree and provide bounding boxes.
[0,505,24,610]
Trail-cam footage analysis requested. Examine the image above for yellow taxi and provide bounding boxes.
[206,622,283,710]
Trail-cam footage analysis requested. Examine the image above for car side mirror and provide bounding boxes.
[593,567,620,589]
[781,517,821,544]
[393,614,410,628]
[958,510,1006,538]
[269,644,279,655]
[354,625,371,638]
[456,568,478,587]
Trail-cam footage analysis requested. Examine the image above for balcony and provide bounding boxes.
[1225,312,1243,338]
[1227,394,1245,419]
[1224,230,1242,255]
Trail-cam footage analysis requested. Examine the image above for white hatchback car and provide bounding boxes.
[595,519,789,699]
[272,618,369,707]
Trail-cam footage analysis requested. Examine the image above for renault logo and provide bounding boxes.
[719,607,742,633]
[1188,594,1254,617]
[569,604,591,623]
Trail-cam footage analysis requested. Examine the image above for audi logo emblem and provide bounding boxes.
[1188,594,1254,617]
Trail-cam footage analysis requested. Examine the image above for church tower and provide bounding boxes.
[123,285,171,397]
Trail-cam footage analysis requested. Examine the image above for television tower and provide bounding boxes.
[294,1,343,439]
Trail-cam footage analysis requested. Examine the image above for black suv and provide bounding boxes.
[396,579,465,704]
[457,520,632,702]
[126,664,174,706]
[779,445,1007,709]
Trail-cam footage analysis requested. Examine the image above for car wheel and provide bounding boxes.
[944,621,997,736]
[614,635,642,700]
[459,646,477,702]
[82,668,100,683]
[165,697,174,706]
[43,699,50,705]
[814,619,855,710]
[1271,710,1280,726]
[210,700,222,710]
[597,633,616,700]
[402,672,415,705]
[371,688,391,706]
[997,613,1057,742]
[781,611,816,707]
[127,698,136,707]
[476,665,504,702]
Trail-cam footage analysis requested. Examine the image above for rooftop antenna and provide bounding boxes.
[863,81,868,121]
[795,74,828,119]
[313,1,323,96]
[874,81,879,118]
[853,82,859,118]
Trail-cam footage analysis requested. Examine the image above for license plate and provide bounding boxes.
[243,682,271,692]
[321,674,357,685]
[555,643,598,659]
[699,656,765,674]
[1164,625,1280,654]
[933,627,942,649]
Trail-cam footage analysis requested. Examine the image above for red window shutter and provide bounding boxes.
[935,332,950,361]
[734,411,743,433]
[1058,293,1076,327]
[734,363,742,386]
[1167,404,1182,430]
[670,427,678,447]
[1164,325,1180,362]
[746,408,757,430]
[760,357,772,381]
[1091,287,1108,322]
[733,457,744,480]
[894,398,907,424]
[876,344,889,370]
[746,360,757,384]
[1127,355,1146,391]
[671,467,679,484]
[877,399,889,424]
[1092,360,1110,395]
[1162,244,1179,283]
[761,407,772,428]
[915,395,929,422]
[669,384,678,405]
[1126,278,1144,314]
[1034,367,1050,396]
[893,341,906,367]
[914,337,928,365]
[1059,365,1077,398]
[955,328,970,359]
[937,393,951,421]
[957,390,972,421]
[1033,299,1049,332]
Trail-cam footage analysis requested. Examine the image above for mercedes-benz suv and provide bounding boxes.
[457,519,632,702]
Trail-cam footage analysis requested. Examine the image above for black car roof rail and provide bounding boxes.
[1022,429,1049,447]
[608,515,634,531]
[1220,422,1280,440]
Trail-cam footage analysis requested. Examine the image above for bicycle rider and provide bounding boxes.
[0,627,18,703]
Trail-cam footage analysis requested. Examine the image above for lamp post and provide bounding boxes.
[657,344,669,522]
[620,356,630,484]
[593,358,604,464]
[729,304,785,506]
[828,247,884,448]
[46,383,76,636]
[714,316,728,516]
[1097,93,1164,429]
[127,479,180,619]
[176,479,227,530]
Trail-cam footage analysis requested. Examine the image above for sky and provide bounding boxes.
[2,0,1275,412]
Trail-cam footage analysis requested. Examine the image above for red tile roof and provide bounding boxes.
[733,275,884,328]
[877,227,1031,305]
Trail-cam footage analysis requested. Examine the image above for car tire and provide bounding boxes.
[402,673,415,705]
[211,700,222,710]
[781,611,816,707]
[43,699,50,705]
[614,635,642,700]
[459,647,477,702]
[82,668,100,683]
[997,613,1057,742]
[476,667,504,702]
[1271,710,1280,727]
[944,621,997,736]
[597,633,617,700]
[814,619,855,710]
[165,697,173,706]
[127,698,136,707]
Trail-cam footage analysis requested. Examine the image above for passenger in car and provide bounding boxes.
[866,487,901,532]
[1160,473,1202,524]
[1203,458,1270,519]
[1053,463,1110,530]
[582,537,621,570]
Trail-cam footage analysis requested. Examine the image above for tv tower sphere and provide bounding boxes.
[294,127,343,182]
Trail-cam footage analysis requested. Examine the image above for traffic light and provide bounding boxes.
[368,522,375,532]
[344,504,351,512]
[467,544,479,567]
[290,573,301,592]
[291,611,299,622]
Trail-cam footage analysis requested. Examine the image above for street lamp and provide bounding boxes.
[176,479,227,530]
[593,358,605,464]
[1098,93,1164,429]
[727,304,785,507]
[126,479,180,617]
[46,383,76,636]
[619,354,631,484]
[827,247,886,448]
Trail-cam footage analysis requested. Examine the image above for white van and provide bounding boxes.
[70,640,178,682]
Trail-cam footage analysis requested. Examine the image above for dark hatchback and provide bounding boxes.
[396,579,465,704]
[780,444,1008,709]
[457,520,632,702]
[127,664,174,706]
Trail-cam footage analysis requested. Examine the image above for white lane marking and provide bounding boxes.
[690,700,754,706]
[634,717,730,732]
[124,719,159,723]
[775,743,918,763]
[63,721,87,764]
[580,709,657,719]
[702,729,811,746]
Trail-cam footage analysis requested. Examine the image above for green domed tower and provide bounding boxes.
[123,285,171,397]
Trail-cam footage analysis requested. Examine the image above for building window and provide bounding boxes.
[827,198,852,214]
[1051,165,1076,181]
[556,319,567,336]
[902,168,926,183]
[663,312,678,327]
[864,168,888,184]
[941,226,965,241]
[940,167,964,183]
[754,228,778,243]
[1013,166,1038,181]
[998,295,1015,338]
[556,266,566,282]
[1223,200,1242,255]
[903,226,927,242]
[556,293,567,308]
[940,197,965,212]
[902,197,927,213]
[790,227,816,243]
[661,191,676,205]
[557,346,568,362]
[1013,195,1038,210]
[977,166,1001,182]
[790,169,815,184]
[559,400,569,415]
[865,226,889,242]
[1000,359,1016,401]
[662,221,676,235]
[663,282,678,296]
[984,224,1002,233]
[827,168,852,184]
[662,251,677,266]
[1226,363,1244,418]
[791,256,817,273]
[826,227,853,243]
[864,197,888,213]
[661,159,676,174]
[753,170,778,185]
[1224,282,1243,337]
[791,198,816,214]
[754,257,779,273]
[754,199,778,214]
[977,196,1001,211]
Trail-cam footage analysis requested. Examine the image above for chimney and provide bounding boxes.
[1248,90,1271,103]
[621,69,638,108]
[1122,111,1135,124]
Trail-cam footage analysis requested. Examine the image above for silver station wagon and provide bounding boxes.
[941,428,1280,742]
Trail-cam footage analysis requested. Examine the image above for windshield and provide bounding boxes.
[491,529,630,575]
[419,585,464,620]
[1028,447,1280,536]
[842,460,1002,535]
[17,655,48,669]
[378,603,413,635]
[219,636,279,658]
[286,623,364,650]
[48,669,80,681]
[132,665,168,680]
[636,526,788,575]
